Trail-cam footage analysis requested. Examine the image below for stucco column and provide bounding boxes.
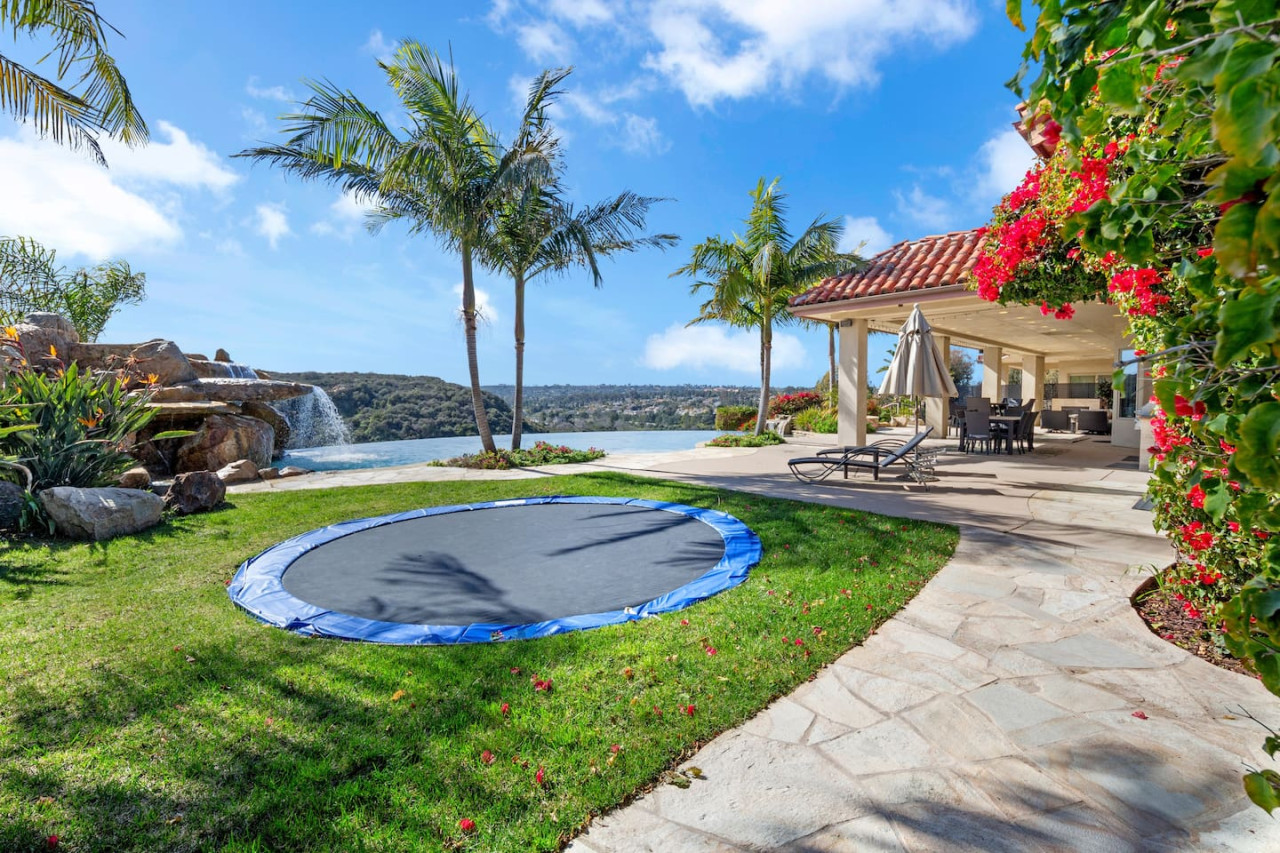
[838,319,868,447]
[981,346,1003,401]
[1021,354,1045,410]
[925,334,952,438]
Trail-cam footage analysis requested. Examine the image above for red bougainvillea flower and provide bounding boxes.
[1131,710,1149,720]
[481,750,496,765]
[1053,304,1075,320]
[680,619,690,626]
[1257,531,1272,540]
[652,705,663,716]
[684,704,696,716]
[1196,247,1214,258]
[500,702,510,716]
[1172,395,1206,420]
[1228,521,1241,533]
[610,743,621,754]
[532,678,553,692]
[1188,484,1206,509]
[535,766,546,786]
[1219,439,1236,454]
[47,836,59,851]
[459,818,476,832]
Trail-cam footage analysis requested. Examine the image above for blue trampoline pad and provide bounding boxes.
[228,496,761,644]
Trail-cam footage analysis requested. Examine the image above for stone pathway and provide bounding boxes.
[229,432,1280,850]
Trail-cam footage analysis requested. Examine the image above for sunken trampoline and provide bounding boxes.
[229,496,761,644]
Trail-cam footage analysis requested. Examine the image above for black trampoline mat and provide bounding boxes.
[280,503,728,626]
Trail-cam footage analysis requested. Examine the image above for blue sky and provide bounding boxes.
[2,0,1034,387]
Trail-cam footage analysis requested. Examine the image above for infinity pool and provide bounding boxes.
[277,429,721,472]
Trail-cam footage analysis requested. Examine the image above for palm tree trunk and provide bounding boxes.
[511,272,526,450]
[461,241,496,453]
[756,322,771,436]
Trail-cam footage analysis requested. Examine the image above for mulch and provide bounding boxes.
[1133,572,1255,679]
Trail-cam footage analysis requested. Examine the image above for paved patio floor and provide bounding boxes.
[231,430,1280,851]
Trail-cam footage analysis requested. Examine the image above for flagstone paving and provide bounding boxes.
[229,431,1280,850]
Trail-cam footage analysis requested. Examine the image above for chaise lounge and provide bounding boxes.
[787,427,937,487]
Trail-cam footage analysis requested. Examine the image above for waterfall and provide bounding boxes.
[275,386,352,449]
[226,362,258,379]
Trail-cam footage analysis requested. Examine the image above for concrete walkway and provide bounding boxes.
[231,432,1280,850]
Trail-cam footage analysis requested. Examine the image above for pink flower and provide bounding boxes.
[1228,522,1241,533]
[610,743,621,753]
[1131,710,1149,720]
[459,818,476,832]
[535,766,546,785]
[705,646,718,656]
[500,702,510,715]
[680,619,689,626]
[1188,484,1206,509]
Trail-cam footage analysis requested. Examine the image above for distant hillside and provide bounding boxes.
[273,371,525,444]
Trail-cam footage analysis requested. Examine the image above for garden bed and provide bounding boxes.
[1132,572,1253,679]
[0,472,957,852]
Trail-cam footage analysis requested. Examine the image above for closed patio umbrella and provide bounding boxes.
[878,304,958,432]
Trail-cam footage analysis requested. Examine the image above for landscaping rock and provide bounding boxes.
[214,348,232,362]
[176,414,273,472]
[185,352,209,361]
[12,320,72,368]
[278,466,312,478]
[188,359,235,379]
[22,312,79,342]
[258,467,280,480]
[118,466,152,490]
[216,459,259,483]
[0,480,25,529]
[71,339,197,386]
[148,383,208,403]
[165,471,226,515]
[193,377,311,403]
[40,487,164,540]
[241,401,290,457]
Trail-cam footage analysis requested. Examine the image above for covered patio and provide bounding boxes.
[789,230,1140,450]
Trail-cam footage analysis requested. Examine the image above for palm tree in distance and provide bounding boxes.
[237,42,566,453]
[484,186,678,449]
[675,178,858,435]
[1,0,147,163]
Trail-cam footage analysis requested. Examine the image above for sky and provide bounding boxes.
[1,0,1035,388]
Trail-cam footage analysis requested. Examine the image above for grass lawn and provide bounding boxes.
[0,472,958,852]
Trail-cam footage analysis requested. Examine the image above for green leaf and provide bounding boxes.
[1176,35,1233,86]
[1006,0,1024,30]
[1244,771,1280,814]
[1204,483,1231,522]
[1212,0,1279,27]
[1236,402,1280,487]
[1215,287,1279,366]
[1215,76,1280,163]
[1096,58,1143,114]
[1215,201,1260,278]
[150,430,196,441]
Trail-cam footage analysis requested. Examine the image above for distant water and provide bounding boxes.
[278,429,721,472]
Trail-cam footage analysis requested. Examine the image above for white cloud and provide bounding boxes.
[254,203,291,249]
[310,192,374,240]
[840,215,894,257]
[552,88,668,156]
[452,283,499,325]
[0,122,238,259]
[517,20,573,62]
[894,185,956,232]
[215,238,245,257]
[548,0,614,25]
[643,323,805,372]
[364,29,395,60]
[246,77,294,102]
[642,0,977,107]
[619,113,670,156]
[974,126,1037,201]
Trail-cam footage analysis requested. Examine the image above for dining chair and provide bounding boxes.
[963,410,994,454]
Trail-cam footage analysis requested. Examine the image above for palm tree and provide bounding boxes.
[1,0,147,163]
[238,42,565,453]
[675,178,857,435]
[484,187,678,449]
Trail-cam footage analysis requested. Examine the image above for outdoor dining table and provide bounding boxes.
[990,414,1025,455]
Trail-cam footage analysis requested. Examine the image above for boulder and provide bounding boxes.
[0,480,25,529]
[241,401,290,457]
[215,348,232,362]
[22,312,79,342]
[215,459,259,484]
[278,466,312,478]
[40,487,164,540]
[189,359,234,379]
[258,467,280,480]
[12,321,72,368]
[165,471,226,515]
[192,378,311,403]
[148,384,208,403]
[176,414,274,472]
[185,352,209,361]
[70,339,197,386]
[118,466,152,490]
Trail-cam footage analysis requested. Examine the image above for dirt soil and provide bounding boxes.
[1133,574,1254,679]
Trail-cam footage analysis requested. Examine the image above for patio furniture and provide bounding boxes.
[963,411,995,454]
[1012,410,1039,453]
[787,427,937,486]
[990,414,1023,454]
[1041,410,1071,432]
[1076,409,1111,435]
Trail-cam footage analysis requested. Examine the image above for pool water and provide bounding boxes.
[277,429,721,472]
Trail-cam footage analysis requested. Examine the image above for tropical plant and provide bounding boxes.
[1001,0,1280,810]
[0,0,147,163]
[0,235,145,340]
[237,42,563,453]
[714,405,755,431]
[483,185,677,449]
[0,361,155,490]
[675,178,859,435]
[793,406,837,433]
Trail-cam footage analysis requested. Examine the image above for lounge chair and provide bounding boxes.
[788,427,937,486]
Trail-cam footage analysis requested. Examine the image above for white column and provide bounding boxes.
[1021,354,1045,410]
[981,346,1003,401]
[838,319,868,447]
[925,334,952,438]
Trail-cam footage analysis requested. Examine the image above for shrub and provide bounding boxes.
[793,407,838,433]
[432,441,606,470]
[707,431,784,447]
[768,391,822,416]
[714,406,756,431]
[0,362,157,491]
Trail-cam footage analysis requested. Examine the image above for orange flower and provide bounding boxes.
[79,416,100,429]
[2,326,17,339]
[147,373,160,386]
[48,344,57,358]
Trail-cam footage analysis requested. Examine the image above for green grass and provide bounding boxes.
[0,472,957,852]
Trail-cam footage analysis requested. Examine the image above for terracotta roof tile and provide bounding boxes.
[791,228,986,309]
